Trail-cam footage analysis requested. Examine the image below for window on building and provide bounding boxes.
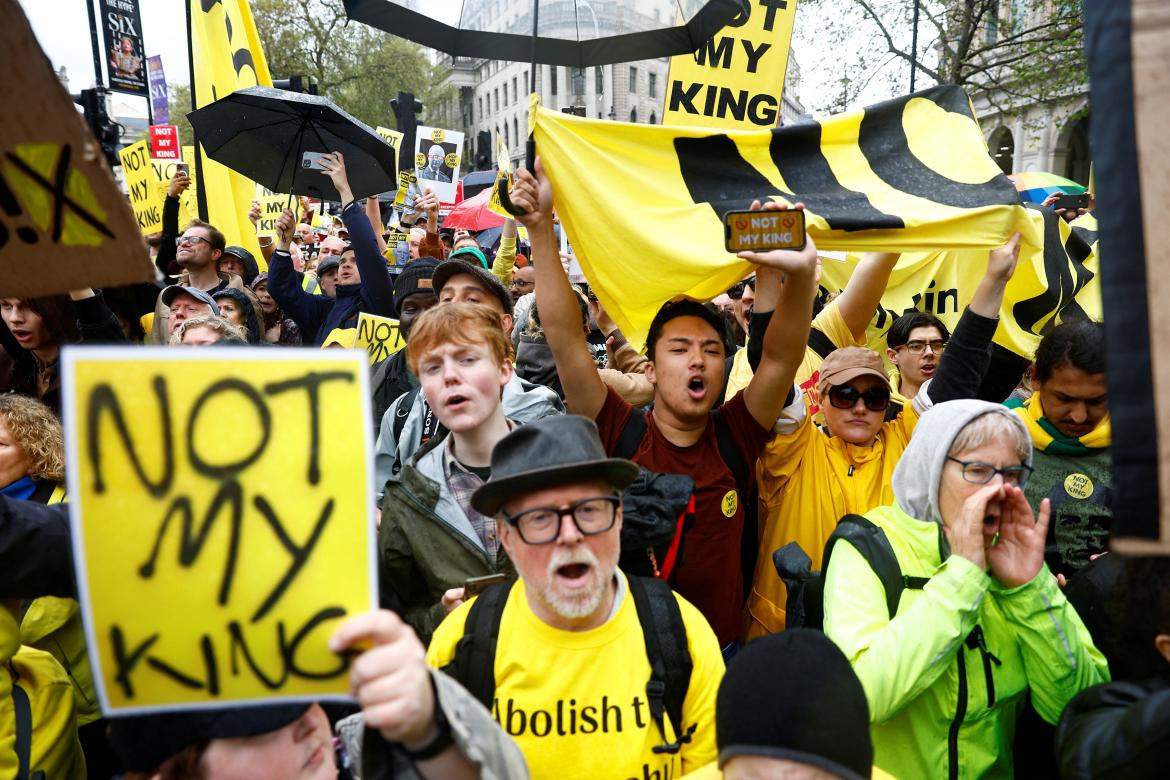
[595,66,604,93]
[478,96,483,121]
[505,123,510,148]
[985,0,999,44]
[630,108,637,123]
[513,117,519,144]
[648,73,657,99]
[1010,0,1027,32]
[629,67,637,92]
[550,67,558,95]
[572,67,585,96]
[503,82,508,105]
[512,77,518,102]
[494,88,499,113]
[524,70,529,91]
[649,111,657,124]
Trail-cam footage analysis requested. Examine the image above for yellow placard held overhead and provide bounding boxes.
[375,126,403,164]
[152,146,200,227]
[189,0,272,262]
[664,0,799,129]
[355,312,406,364]
[530,86,1034,350]
[63,348,377,714]
[254,183,290,237]
[119,139,164,235]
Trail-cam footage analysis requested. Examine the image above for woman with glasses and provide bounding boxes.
[746,236,1023,641]
[823,400,1108,780]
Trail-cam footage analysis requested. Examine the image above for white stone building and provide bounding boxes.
[432,0,805,169]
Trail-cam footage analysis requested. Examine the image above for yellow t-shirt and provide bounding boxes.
[428,572,725,780]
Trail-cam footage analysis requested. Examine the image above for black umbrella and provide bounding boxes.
[187,86,397,202]
[342,0,747,67]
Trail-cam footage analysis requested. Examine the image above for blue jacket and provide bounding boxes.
[268,200,396,344]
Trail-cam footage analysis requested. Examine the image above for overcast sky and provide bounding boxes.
[17,0,898,117]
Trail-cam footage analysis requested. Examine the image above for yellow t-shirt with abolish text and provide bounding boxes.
[428,572,725,780]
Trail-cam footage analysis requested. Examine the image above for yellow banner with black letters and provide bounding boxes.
[531,86,1094,353]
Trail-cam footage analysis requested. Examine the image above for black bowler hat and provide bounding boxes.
[471,415,639,517]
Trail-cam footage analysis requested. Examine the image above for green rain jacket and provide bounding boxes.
[823,400,1109,780]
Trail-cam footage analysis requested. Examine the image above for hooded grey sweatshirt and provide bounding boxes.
[891,399,1034,527]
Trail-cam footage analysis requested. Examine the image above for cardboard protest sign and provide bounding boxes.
[63,348,378,714]
[150,125,181,160]
[487,132,513,219]
[664,0,798,129]
[355,312,406,364]
[100,0,148,96]
[120,139,164,235]
[0,0,154,297]
[414,126,463,205]
[394,169,418,210]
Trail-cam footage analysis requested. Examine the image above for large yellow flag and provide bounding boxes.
[188,0,272,264]
[532,86,1029,349]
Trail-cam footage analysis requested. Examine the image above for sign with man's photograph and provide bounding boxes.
[414,126,463,205]
[100,0,147,96]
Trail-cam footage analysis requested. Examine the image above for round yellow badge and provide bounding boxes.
[414,152,426,168]
[444,152,460,169]
[432,128,446,143]
[721,490,738,517]
[1064,473,1094,500]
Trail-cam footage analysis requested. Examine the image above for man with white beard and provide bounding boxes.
[426,415,725,780]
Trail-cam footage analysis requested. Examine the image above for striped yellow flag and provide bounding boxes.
[817,206,1102,359]
[531,86,1030,349]
[188,0,272,264]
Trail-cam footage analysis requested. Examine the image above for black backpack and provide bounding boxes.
[613,409,754,587]
[443,576,696,755]
[773,514,930,630]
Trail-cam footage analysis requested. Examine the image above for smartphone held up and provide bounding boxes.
[723,208,807,253]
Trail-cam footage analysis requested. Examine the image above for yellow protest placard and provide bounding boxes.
[394,169,417,209]
[355,312,405,364]
[254,183,290,237]
[153,146,199,226]
[376,125,403,164]
[663,0,798,129]
[63,348,377,714]
[487,131,514,218]
[119,139,164,235]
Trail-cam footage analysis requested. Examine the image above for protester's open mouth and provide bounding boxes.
[445,394,469,411]
[686,376,706,401]
[556,562,591,586]
[920,363,936,375]
[10,329,32,343]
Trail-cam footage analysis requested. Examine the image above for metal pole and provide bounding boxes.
[526,0,539,172]
[186,0,209,221]
[85,0,104,87]
[909,0,920,93]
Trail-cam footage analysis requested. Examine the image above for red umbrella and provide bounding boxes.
[441,185,505,231]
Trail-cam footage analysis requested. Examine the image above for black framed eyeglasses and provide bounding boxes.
[897,339,947,355]
[946,457,1032,487]
[827,384,891,412]
[176,235,210,247]
[503,495,620,545]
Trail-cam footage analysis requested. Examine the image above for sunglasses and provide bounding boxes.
[827,384,891,412]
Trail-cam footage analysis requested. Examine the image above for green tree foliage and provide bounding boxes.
[252,0,453,130]
[797,0,1085,115]
[168,83,195,148]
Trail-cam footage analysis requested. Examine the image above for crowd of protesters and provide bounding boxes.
[0,141,1165,780]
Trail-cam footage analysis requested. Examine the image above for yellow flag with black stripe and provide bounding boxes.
[817,204,1102,361]
[188,0,272,265]
[531,86,1028,349]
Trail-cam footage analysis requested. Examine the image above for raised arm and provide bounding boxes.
[924,233,1021,405]
[268,208,330,338]
[491,217,518,286]
[511,159,608,418]
[738,202,820,429]
[322,152,396,315]
[154,170,189,277]
[834,252,899,343]
[365,195,388,256]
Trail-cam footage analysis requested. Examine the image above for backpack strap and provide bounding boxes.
[390,386,420,445]
[825,515,920,620]
[712,413,750,510]
[614,410,648,460]
[807,327,836,361]
[442,580,514,710]
[627,575,695,755]
[12,681,32,780]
